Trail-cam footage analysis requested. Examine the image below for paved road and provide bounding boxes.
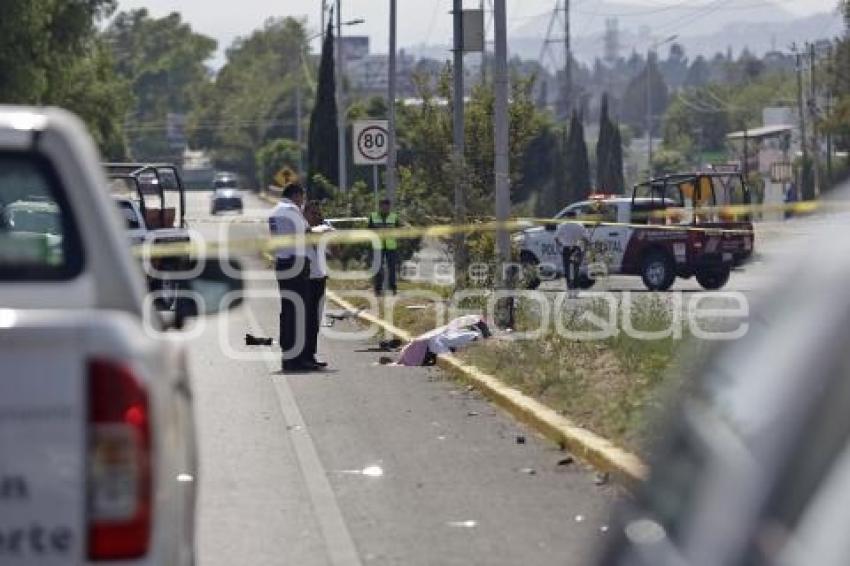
[183,191,618,566]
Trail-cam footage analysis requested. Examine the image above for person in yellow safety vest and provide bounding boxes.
[368,198,400,295]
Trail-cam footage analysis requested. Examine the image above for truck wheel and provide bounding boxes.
[640,251,675,291]
[696,267,731,290]
[519,252,541,290]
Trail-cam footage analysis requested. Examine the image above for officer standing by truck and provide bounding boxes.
[555,220,589,297]
[369,198,400,295]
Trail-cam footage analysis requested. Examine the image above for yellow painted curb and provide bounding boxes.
[325,289,649,489]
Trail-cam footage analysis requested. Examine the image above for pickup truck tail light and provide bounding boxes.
[87,359,152,560]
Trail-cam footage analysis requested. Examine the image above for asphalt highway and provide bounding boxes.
[184,191,618,566]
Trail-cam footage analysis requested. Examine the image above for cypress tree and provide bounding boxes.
[610,124,625,193]
[306,21,339,197]
[565,110,591,202]
[596,93,625,193]
[596,93,612,191]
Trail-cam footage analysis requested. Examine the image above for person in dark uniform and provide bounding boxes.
[368,198,400,295]
[268,183,320,372]
[303,201,332,368]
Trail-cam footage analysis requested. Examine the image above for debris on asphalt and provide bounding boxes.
[516,435,526,444]
[379,338,404,351]
[325,307,365,321]
[575,514,585,523]
[594,472,611,486]
[378,356,394,365]
[519,467,537,475]
[245,333,273,346]
[465,384,475,392]
[600,525,610,533]
[446,520,478,528]
[467,410,479,417]
[557,456,575,467]
[286,424,303,431]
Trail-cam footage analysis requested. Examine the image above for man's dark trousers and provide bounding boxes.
[276,257,312,363]
[305,276,327,361]
[561,247,582,290]
[374,249,398,294]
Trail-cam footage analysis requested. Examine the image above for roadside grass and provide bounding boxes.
[329,275,696,455]
[459,294,693,453]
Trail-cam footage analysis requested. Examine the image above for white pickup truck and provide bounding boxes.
[0,107,241,565]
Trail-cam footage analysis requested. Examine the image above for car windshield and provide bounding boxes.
[0,153,81,277]
[214,179,237,189]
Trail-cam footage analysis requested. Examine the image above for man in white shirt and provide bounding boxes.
[554,219,589,296]
[303,201,333,368]
[269,183,319,372]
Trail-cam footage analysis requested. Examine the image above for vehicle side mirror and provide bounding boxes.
[544,223,556,232]
[174,257,244,328]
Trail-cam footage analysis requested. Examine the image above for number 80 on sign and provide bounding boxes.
[352,120,389,165]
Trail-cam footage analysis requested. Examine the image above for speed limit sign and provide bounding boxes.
[352,120,389,165]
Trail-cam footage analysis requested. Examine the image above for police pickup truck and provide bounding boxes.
[0,107,241,565]
[516,172,755,291]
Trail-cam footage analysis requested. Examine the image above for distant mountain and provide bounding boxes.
[511,0,797,39]
[406,5,844,69]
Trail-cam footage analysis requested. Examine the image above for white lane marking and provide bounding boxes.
[245,294,363,566]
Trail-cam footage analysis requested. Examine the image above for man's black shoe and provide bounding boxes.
[309,357,329,368]
[282,360,319,373]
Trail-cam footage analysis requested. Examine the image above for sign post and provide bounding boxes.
[352,120,389,206]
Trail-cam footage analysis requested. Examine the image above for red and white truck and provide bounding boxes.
[0,107,241,564]
[516,172,755,290]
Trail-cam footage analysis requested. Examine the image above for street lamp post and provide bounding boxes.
[646,34,677,180]
[336,0,346,192]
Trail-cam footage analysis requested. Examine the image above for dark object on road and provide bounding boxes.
[379,338,404,351]
[516,435,526,444]
[325,307,365,321]
[378,356,394,365]
[245,333,274,346]
[557,456,575,467]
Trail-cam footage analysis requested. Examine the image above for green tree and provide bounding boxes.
[256,138,301,189]
[596,93,624,192]
[190,17,309,185]
[105,9,216,161]
[621,53,669,137]
[0,0,131,158]
[306,22,339,197]
[564,110,591,202]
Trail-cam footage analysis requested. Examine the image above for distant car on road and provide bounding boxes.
[516,172,755,291]
[0,106,243,565]
[210,172,242,215]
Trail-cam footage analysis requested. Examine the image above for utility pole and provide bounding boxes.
[646,53,653,180]
[386,0,398,201]
[336,0,347,191]
[493,0,510,270]
[480,0,486,84]
[826,45,834,189]
[795,45,809,200]
[295,82,303,175]
[452,0,466,276]
[563,0,571,114]
[539,0,572,118]
[809,42,821,197]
